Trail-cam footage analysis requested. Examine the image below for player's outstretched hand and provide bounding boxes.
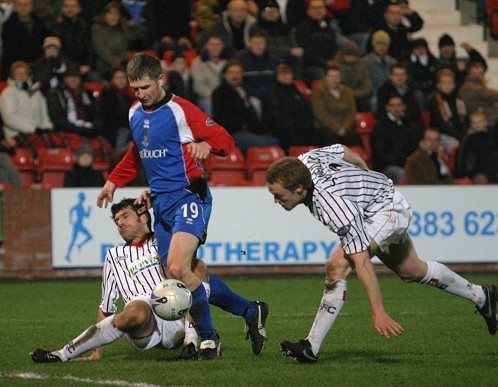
[186,141,211,162]
[97,181,116,208]
[373,310,405,339]
[135,189,152,211]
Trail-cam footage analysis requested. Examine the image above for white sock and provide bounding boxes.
[57,315,124,361]
[183,317,198,349]
[202,282,211,299]
[420,261,485,306]
[306,279,347,356]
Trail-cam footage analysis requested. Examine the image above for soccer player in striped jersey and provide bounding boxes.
[96,53,234,359]
[265,144,498,363]
[31,198,269,363]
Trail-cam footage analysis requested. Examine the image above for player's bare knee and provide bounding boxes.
[168,263,190,281]
[116,301,152,330]
[325,255,351,279]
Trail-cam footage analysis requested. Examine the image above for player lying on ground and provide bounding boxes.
[265,144,498,363]
[30,198,269,363]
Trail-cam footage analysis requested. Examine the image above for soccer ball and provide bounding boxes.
[150,279,192,321]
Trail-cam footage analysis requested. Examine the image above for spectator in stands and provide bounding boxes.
[253,0,304,79]
[251,0,307,29]
[166,52,195,102]
[50,0,94,81]
[91,1,141,79]
[295,0,338,81]
[212,58,279,153]
[100,66,133,152]
[371,94,423,183]
[197,0,257,57]
[404,127,453,185]
[436,33,487,91]
[262,63,314,152]
[458,62,498,129]
[338,0,377,56]
[369,1,414,62]
[398,0,423,33]
[428,68,467,155]
[407,38,438,107]
[0,126,23,187]
[0,61,54,151]
[143,0,194,56]
[364,30,397,112]
[46,62,104,141]
[235,29,280,100]
[0,0,14,63]
[1,0,49,80]
[376,63,423,123]
[337,41,373,112]
[310,62,360,147]
[191,33,230,115]
[32,36,73,95]
[486,149,498,184]
[63,143,105,187]
[454,110,497,184]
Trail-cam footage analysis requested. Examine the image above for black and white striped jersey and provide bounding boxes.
[299,145,395,255]
[99,235,166,314]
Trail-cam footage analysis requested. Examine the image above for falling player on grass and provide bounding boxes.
[265,144,497,363]
[31,198,269,363]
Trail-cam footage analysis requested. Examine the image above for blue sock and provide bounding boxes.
[209,275,256,323]
[189,283,216,341]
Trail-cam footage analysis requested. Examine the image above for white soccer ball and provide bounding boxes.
[150,279,192,321]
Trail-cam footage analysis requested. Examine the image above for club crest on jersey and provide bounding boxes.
[206,118,216,126]
[142,119,150,147]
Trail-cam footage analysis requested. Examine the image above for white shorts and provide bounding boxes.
[124,295,185,351]
[365,190,412,254]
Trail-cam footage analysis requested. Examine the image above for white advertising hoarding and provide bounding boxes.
[51,186,498,268]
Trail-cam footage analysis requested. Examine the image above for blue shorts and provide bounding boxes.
[152,185,212,265]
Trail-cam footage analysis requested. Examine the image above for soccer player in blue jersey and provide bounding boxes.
[97,53,267,359]
[265,144,497,363]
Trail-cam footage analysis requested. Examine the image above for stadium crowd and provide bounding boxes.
[0,0,497,187]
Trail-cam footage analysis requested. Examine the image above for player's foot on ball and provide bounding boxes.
[199,338,221,360]
[245,301,269,355]
[476,284,498,335]
[180,342,199,360]
[30,348,62,363]
[280,339,318,364]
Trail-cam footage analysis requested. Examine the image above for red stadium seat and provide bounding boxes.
[35,148,75,188]
[204,147,247,185]
[246,146,286,185]
[11,148,37,184]
[0,81,8,95]
[421,110,431,128]
[287,145,319,157]
[293,80,312,100]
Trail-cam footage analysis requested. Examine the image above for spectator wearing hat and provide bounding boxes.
[407,37,438,107]
[63,143,106,187]
[51,0,94,80]
[364,30,397,112]
[32,36,77,96]
[437,33,487,91]
[1,0,49,80]
[337,41,373,112]
[46,62,105,142]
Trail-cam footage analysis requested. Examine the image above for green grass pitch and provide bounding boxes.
[1,273,498,386]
